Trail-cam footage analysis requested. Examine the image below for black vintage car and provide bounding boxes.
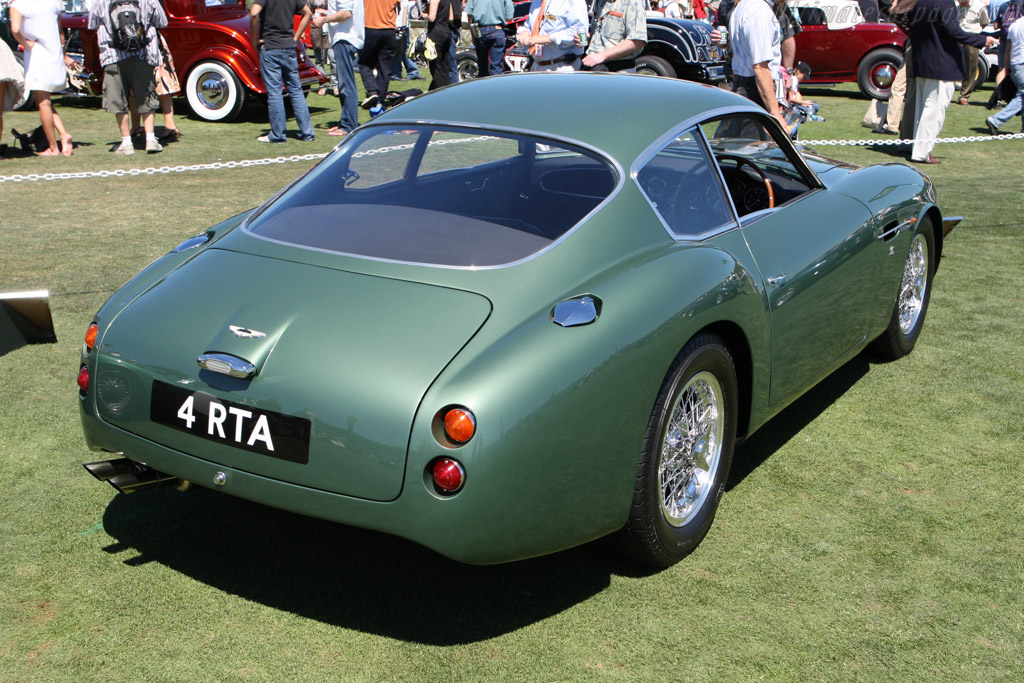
[455,7,726,85]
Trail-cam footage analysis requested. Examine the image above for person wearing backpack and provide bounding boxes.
[87,0,168,154]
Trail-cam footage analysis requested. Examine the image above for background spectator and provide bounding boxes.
[11,0,74,156]
[0,30,26,157]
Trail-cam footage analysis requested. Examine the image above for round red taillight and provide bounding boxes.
[444,408,476,443]
[432,458,465,493]
[84,323,98,352]
[77,366,89,392]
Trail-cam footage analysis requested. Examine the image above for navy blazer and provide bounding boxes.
[908,0,989,80]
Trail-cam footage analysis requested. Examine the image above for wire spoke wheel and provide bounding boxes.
[618,334,737,567]
[897,232,929,335]
[659,371,724,527]
[870,217,935,360]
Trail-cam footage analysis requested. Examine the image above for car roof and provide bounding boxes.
[373,72,757,163]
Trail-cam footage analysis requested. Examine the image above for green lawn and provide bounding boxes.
[1,80,1022,681]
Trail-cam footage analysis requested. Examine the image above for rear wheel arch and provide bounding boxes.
[693,321,753,441]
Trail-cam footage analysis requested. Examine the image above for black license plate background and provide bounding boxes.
[150,380,311,464]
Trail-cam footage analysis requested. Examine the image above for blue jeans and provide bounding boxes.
[259,48,314,141]
[474,26,505,77]
[989,63,1024,131]
[333,41,359,133]
[449,27,459,84]
[391,30,421,79]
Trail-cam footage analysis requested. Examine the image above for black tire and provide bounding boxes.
[975,57,989,85]
[857,47,903,100]
[185,60,247,122]
[618,333,738,567]
[635,54,677,79]
[456,50,478,82]
[870,216,936,360]
[11,51,35,110]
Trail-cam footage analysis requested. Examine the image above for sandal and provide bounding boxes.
[317,87,326,96]
[158,128,180,143]
[327,128,348,136]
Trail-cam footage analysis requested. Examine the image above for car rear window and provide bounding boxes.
[246,125,618,267]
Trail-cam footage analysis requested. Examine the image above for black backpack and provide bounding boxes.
[109,0,148,52]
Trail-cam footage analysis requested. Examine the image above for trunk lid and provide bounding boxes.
[93,248,491,501]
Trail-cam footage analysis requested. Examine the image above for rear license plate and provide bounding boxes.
[150,380,311,464]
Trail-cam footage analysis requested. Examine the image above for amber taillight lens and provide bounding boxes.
[444,408,476,443]
[84,323,98,352]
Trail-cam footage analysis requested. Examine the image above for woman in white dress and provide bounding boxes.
[10,0,75,156]
[0,39,27,158]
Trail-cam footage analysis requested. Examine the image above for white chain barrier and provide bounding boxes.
[800,132,1024,146]
[0,133,1020,184]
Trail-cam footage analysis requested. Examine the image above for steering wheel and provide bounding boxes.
[716,154,775,213]
[667,164,718,229]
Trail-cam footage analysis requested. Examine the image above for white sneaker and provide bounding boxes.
[146,138,163,154]
[114,141,135,155]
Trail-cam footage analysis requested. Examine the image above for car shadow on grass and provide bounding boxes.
[727,354,871,491]
[98,353,873,644]
[100,486,630,644]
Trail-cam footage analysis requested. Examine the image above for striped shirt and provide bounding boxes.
[87,0,167,67]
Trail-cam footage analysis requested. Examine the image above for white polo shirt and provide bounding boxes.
[729,0,781,78]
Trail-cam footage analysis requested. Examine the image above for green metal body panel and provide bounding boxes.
[80,74,940,564]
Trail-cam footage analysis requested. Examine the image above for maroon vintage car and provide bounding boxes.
[791,0,906,99]
[60,0,324,122]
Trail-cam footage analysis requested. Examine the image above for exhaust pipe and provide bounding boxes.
[83,458,180,494]
[84,458,139,482]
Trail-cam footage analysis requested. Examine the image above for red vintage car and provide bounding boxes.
[60,0,324,122]
[791,0,906,99]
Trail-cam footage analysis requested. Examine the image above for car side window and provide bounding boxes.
[699,115,816,218]
[798,7,826,25]
[635,129,734,238]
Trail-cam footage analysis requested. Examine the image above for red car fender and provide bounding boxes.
[175,43,263,94]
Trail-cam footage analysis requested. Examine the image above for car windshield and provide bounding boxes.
[246,125,618,267]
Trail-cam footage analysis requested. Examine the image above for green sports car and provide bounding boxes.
[79,73,948,567]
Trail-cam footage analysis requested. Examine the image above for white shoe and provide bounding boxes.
[146,138,163,154]
[114,141,135,155]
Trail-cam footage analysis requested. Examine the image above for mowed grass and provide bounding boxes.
[1,80,1022,680]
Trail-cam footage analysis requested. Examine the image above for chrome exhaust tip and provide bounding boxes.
[84,458,179,494]
[83,458,140,482]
